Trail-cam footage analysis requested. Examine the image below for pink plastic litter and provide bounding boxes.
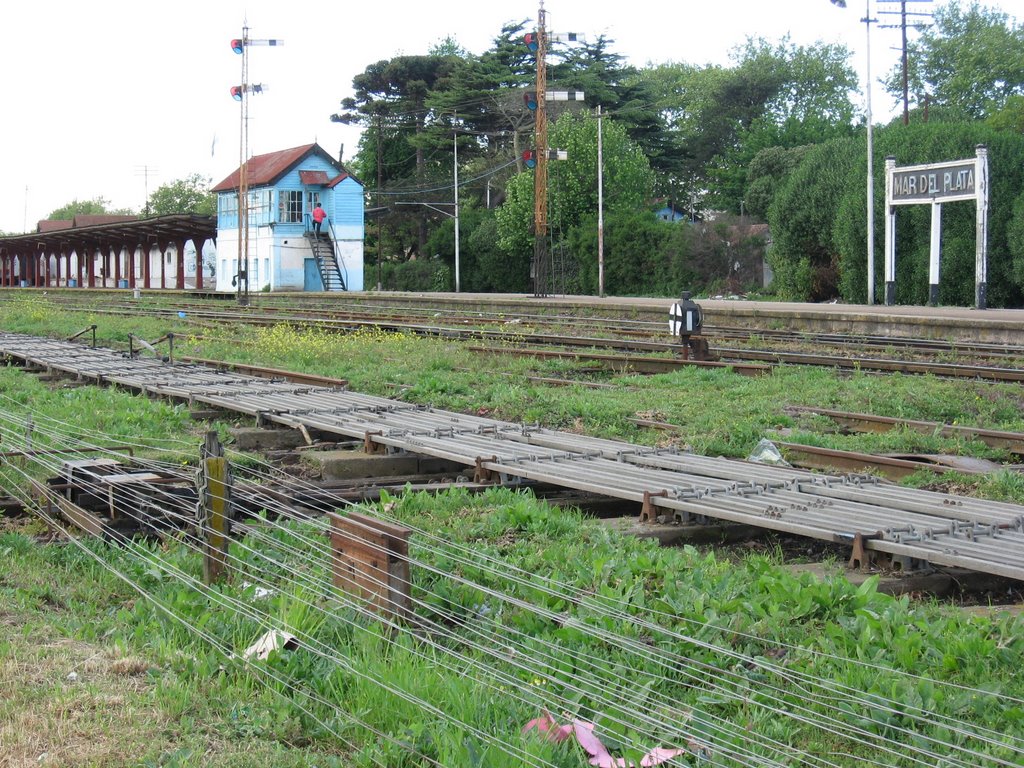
[523,711,689,767]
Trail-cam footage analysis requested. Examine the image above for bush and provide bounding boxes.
[767,136,858,301]
[377,257,452,291]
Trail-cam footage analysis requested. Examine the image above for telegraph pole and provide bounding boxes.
[878,1,933,126]
[533,1,549,298]
[453,118,461,293]
[524,5,582,297]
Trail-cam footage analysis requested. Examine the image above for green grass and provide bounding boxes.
[3,490,1024,766]
[4,293,1024,764]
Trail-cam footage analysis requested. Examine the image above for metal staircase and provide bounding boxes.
[306,232,346,292]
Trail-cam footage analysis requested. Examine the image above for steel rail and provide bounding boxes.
[19,290,1024,354]
[14,293,1024,380]
[3,331,1024,583]
[786,406,1024,456]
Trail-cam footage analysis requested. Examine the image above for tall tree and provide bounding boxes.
[712,37,858,211]
[554,36,682,182]
[638,36,857,215]
[146,174,215,216]
[46,197,134,220]
[886,0,1024,120]
[496,111,654,281]
[426,21,536,172]
[333,54,460,253]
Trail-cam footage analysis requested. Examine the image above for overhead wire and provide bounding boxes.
[4,387,1019,765]
[6,370,1024,737]
[4,405,1019,765]
[0,413,798,767]
[0,458,568,768]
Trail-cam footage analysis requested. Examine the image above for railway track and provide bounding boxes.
[6,291,1024,381]
[3,330,1024,583]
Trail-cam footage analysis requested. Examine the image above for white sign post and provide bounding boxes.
[883,145,989,308]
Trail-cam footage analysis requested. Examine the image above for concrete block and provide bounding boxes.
[304,450,470,482]
[305,450,421,481]
[599,517,760,546]
[231,427,306,451]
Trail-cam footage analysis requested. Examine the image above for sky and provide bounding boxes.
[0,0,1015,234]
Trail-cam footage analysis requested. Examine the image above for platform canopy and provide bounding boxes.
[0,214,216,255]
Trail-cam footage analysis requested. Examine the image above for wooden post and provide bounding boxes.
[194,238,204,290]
[199,431,232,584]
[176,238,187,289]
[329,511,411,622]
[532,1,549,297]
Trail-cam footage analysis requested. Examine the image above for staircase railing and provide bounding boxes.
[327,220,348,290]
[307,225,346,292]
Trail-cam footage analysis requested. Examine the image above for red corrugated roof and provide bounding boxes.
[327,172,350,188]
[36,215,137,233]
[37,220,72,232]
[212,143,362,192]
[212,143,321,192]
[73,214,138,228]
[298,170,330,185]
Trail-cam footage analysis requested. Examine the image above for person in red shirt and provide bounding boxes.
[312,202,327,237]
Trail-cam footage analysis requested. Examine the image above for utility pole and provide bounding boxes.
[901,0,909,125]
[863,2,877,304]
[597,104,604,298]
[878,1,933,126]
[524,3,582,297]
[533,1,549,298]
[376,114,383,292]
[135,165,158,216]
[453,118,461,293]
[236,26,251,306]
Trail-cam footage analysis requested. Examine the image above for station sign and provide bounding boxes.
[884,147,989,309]
[890,159,977,205]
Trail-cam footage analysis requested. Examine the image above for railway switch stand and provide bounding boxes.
[669,291,708,361]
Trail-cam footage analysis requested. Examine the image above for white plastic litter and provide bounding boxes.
[747,438,790,466]
[242,630,299,661]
